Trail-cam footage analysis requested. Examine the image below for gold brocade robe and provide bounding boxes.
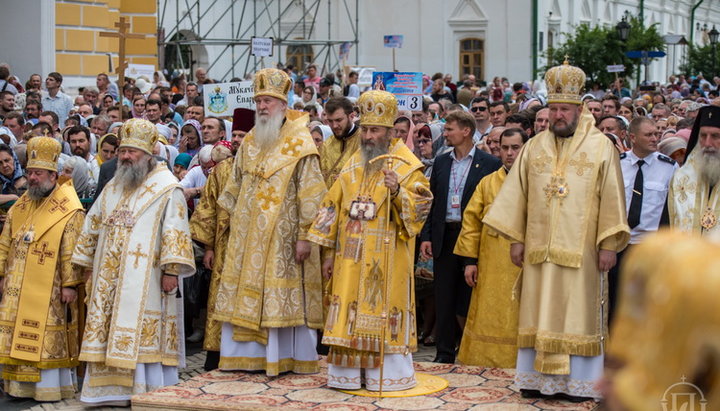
[72,165,196,389]
[307,140,433,368]
[319,125,360,187]
[189,159,233,352]
[668,149,720,241]
[0,183,84,401]
[214,113,325,357]
[454,168,520,368]
[482,108,629,375]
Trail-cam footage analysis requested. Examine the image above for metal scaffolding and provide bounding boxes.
[157,0,359,81]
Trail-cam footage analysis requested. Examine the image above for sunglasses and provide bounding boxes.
[418,138,432,144]
[471,106,487,112]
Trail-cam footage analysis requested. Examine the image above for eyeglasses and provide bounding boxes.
[470,106,487,112]
[418,138,432,144]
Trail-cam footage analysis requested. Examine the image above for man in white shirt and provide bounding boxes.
[42,72,73,126]
[609,116,677,325]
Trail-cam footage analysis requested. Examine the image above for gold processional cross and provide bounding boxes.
[99,16,146,122]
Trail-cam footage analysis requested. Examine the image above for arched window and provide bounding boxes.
[286,41,314,71]
[459,38,484,80]
[164,32,194,73]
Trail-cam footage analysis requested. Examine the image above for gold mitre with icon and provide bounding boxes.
[545,57,586,105]
[120,118,158,155]
[253,68,292,103]
[26,136,62,171]
[357,90,398,128]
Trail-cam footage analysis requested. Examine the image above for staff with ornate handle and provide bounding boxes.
[368,153,410,397]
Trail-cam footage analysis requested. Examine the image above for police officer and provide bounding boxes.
[609,116,678,325]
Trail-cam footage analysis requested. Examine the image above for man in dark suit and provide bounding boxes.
[420,111,501,363]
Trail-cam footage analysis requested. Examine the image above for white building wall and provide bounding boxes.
[157,0,720,87]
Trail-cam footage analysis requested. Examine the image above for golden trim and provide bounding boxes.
[219,356,319,376]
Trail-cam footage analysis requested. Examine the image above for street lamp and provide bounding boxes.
[710,25,719,78]
[616,16,630,42]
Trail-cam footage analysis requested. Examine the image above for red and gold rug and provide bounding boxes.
[131,360,599,410]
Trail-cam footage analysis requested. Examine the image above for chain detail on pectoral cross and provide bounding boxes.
[49,198,69,213]
[31,242,55,265]
[569,152,594,176]
[128,244,147,269]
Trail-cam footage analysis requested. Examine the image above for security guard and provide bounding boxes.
[609,116,678,325]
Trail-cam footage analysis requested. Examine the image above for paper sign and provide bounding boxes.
[383,35,404,48]
[203,81,255,117]
[251,37,274,57]
[606,64,625,73]
[348,66,376,88]
[125,63,155,79]
[372,72,423,110]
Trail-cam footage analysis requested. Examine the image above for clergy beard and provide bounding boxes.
[551,115,579,138]
[698,148,720,187]
[27,180,55,201]
[116,155,155,191]
[254,110,284,151]
[360,130,391,173]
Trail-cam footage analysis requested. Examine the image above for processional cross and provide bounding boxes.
[100,16,146,122]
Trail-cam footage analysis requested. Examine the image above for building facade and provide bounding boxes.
[0,0,718,91]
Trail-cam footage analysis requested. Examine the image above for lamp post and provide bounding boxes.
[616,16,630,42]
[710,25,719,78]
[616,15,631,90]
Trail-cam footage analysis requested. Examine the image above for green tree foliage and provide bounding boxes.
[545,17,664,89]
[680,44,720,78]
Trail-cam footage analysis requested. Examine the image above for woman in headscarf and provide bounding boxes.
[180,119,203,157]
[394,115,416,152]
[132,95,146,118]
[61,156,94,198]
[310,124,332,149]
[0,144,26,205]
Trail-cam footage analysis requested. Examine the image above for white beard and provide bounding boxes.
[254,110,284,151]
[116,155,154,191]
[699,149,720,187]
[360,130,391,173]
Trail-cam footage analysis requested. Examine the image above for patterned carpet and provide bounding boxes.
[131,359,599,410]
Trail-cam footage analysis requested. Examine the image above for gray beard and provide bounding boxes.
[360,134,391,173]
[698,150,720,187]
[27,181,55,201]
[116,156,154,191]
[254,111,284,151]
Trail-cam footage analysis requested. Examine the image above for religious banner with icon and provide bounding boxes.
[371,72,422,110]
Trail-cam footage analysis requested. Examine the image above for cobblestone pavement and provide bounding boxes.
[1,344,438,410]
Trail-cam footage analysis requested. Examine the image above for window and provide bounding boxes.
[459,38,484,80]
[286,41,314,71]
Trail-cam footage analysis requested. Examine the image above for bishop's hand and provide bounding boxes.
[162,274,178,293]
[61,287,77,304]
[322,257,334,280]
[382,169,399,194]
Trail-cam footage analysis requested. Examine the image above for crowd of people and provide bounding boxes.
[0,58,717,409]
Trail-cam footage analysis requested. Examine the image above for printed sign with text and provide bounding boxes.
[203,81,256,117]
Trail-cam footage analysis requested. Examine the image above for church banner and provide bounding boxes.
[371,71,423,110]
[203,81,256,117]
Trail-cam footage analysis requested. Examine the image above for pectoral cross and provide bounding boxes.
[31,242,55,265]
[128,244,147,269]
[569,152,594,176]
[99,16,145,122]
[49,197,69,213]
